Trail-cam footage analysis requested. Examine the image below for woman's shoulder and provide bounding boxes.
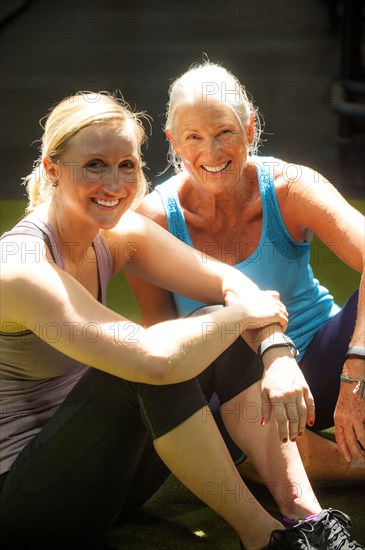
[138,189,164,215]
[1,205,53,263]
[253,156,312,195]
[104,210,165,250]
[134,178,180,230]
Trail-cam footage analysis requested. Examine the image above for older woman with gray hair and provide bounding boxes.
[127,61,365,550]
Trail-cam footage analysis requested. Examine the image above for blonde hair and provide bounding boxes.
[165,61,263,172]
[23,91,150,213]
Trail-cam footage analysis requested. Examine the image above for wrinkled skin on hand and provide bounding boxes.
[334,358,365,463]
[224,289,288,333]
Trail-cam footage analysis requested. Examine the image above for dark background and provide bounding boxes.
[0,3,364,547]
[0,0,364,202]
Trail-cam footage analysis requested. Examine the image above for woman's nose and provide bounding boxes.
[101,166,124,190]
[208,137,221,157]
[103,166,138,194]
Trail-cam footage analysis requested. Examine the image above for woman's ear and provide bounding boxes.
[246,113,255,145]
[165,129,180,155]
[43,156,60,185]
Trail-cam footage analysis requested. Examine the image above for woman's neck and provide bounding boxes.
[47,202,99,263]
[178,166,259,229]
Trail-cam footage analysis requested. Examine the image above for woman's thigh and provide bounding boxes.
[0,369,206,545]
[0,369,149,543]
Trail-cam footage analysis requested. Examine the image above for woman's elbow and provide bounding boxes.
[144,354,175,384]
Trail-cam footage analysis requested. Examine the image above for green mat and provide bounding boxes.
[1,199,364,548]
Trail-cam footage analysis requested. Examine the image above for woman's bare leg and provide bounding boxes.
[154,406,283,550]
[220,381,322,521]
[296,430,365,482]
[238,429,365,484]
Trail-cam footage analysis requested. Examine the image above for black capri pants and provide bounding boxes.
[0,369,206,546]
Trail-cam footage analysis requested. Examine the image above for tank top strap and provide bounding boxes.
[1,217,62,267]
[155,179,193,246]
[255,157,309,260]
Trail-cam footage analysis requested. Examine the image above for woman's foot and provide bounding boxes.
[240,508,364,549]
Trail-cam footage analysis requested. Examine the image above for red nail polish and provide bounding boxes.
[309,420,314,426]
[261,417,265,426]
[292,437,296,442]
[283,438,288,443]
[298,432,303,437]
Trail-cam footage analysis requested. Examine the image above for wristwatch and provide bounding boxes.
[258,333,298,359]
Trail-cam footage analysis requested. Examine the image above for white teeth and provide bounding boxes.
[202,162,229,173]
[94,198,119,207]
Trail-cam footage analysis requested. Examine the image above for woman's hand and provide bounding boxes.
[224,289,288,332]
[334,358,365,462]
[260,349,315,443]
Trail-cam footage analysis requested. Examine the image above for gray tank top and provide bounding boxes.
[0,213,114,474]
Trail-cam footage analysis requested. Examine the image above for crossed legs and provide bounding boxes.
[0,368,286,550]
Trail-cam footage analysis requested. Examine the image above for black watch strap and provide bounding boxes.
[258,334,298,359]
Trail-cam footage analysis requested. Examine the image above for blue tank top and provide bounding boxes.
[155,157,340,360]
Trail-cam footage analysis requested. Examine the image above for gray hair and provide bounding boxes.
[165,61,263,172]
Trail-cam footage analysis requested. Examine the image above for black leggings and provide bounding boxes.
[0,369,206,545]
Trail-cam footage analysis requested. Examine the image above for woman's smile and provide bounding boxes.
[201,161,231,174]
[92,197,122,208]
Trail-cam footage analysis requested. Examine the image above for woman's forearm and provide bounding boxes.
[142,303,252,383]
[349,270,365,347]
[344,269,365,379]
[56,303,256,385]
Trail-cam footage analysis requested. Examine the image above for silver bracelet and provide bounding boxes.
[345,346,365,360]
[340,374,365,400]
[258,333,298,359]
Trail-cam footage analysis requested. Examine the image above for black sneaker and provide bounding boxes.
[240,523,314,549]
[291,508,364,549]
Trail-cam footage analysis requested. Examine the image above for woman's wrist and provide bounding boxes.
[343,346,365,378]
[340,373,365,400]
[242,323,283,352]
[258,332,298,360]
[342,349,364,394]
[346,346,365,360]
[261,345,297,370]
